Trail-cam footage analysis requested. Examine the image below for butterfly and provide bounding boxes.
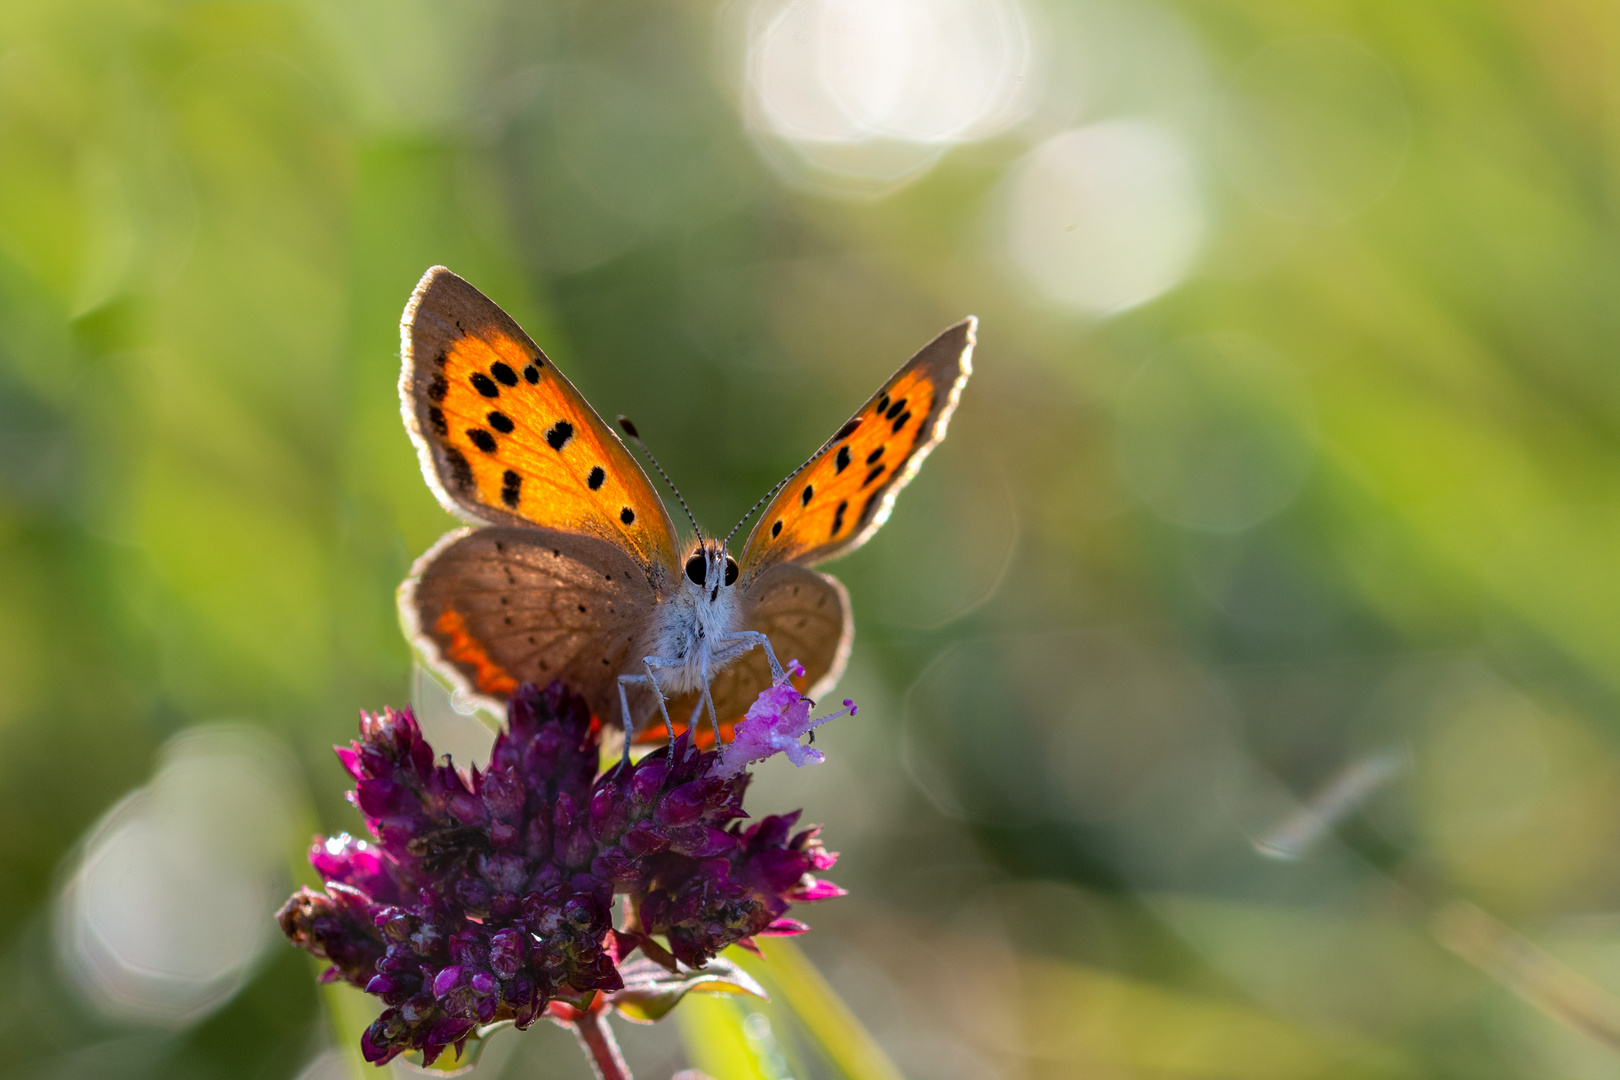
[397,266,974,750]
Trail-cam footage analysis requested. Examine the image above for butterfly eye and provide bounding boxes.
[724,557,739,586]
[685,554,707,586]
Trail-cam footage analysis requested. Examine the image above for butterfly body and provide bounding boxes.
[639,541,754,699]
[397,267,974,744]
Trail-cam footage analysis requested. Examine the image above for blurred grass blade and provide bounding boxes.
[1254,748,1407,860]
[675,991,775,1080]
[1434,900,1620,1050]
[729,939,905,1080]
[318,976,377,1080]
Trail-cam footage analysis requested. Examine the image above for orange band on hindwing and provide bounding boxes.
[435,608,520,696]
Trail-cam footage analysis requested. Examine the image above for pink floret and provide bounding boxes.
[716,660,858,778]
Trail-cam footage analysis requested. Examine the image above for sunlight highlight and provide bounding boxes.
[55,725,299,1026]
[1002,120,1204,314]
[740,0,1036,195]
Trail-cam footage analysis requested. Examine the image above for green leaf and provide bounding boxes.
[609,956,769,1023]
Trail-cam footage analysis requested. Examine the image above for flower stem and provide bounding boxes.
[569,1009,632,1080]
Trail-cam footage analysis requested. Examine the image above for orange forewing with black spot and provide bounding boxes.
[736,318,975,582]
[401,267,681,582]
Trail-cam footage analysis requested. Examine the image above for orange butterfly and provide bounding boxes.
[397,267,974,749]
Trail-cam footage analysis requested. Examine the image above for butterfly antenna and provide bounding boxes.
[724,417,860,548]
[618,416,703,541]
[724,482,788,550]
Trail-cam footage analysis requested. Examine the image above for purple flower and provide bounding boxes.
[277,679,845,1067]
[717,660,858,778]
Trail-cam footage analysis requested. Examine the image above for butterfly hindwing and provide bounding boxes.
[736,318,975,581]
[401,266,681,582]
[401,526,666,728]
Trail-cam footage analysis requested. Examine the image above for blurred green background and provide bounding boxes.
[4,0,1620,1077]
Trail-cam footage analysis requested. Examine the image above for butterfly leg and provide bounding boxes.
[695,655,725,748]
[616,673,657,768]
[616,654,683,764]
[716,630,786,681]
[641,654,688,735]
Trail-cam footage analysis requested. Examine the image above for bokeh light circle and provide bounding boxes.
[56,725,299,1026]
[741,0,1036,195]
[1002,120,1205,314]
[1114,333,1316,532]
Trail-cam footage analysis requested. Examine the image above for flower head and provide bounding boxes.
[717,660,858,778]
[277,677,847,1066]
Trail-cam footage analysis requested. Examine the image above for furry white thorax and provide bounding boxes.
[644,539,745,696]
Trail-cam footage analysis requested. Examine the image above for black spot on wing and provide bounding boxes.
[620,506,636,525]
[501,470,522,508]
[863,464,886,487]
[428,374,448,401]
[468,428,497,453]
[523,364,540,384]
[860,490,882,527]
[892,410,912,434]
[487,411,514,433]
[801,484,814,507]
[831,499,848,537]
[587,466,606,490]
[835,445,851,473]
[491,362,518,386]
[470,372,499,398]
[885,397,908,420]
[443,446,474,491]
[546,420,574,451]
[428,407,447,435]
[876,394,890,416]
[866,446,884,464]
[832,418,861,442]
[771,520,783,537]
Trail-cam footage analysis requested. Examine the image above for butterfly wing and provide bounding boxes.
[401,266,681,584]
[650,564,852,746]
[735,318,975,581]
[401,526,666,728]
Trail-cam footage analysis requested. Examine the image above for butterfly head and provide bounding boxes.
[683,539,739,605]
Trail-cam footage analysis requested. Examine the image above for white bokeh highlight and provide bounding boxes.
[56,724,300,1026]
[1003,120,1205,314]
[740,0,1036,195]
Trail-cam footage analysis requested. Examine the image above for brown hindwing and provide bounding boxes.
[401,526,665,729]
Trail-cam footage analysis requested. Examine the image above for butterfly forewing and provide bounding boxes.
[402,526,665,728]
[401,267,681,582]
[736,317,975,580]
